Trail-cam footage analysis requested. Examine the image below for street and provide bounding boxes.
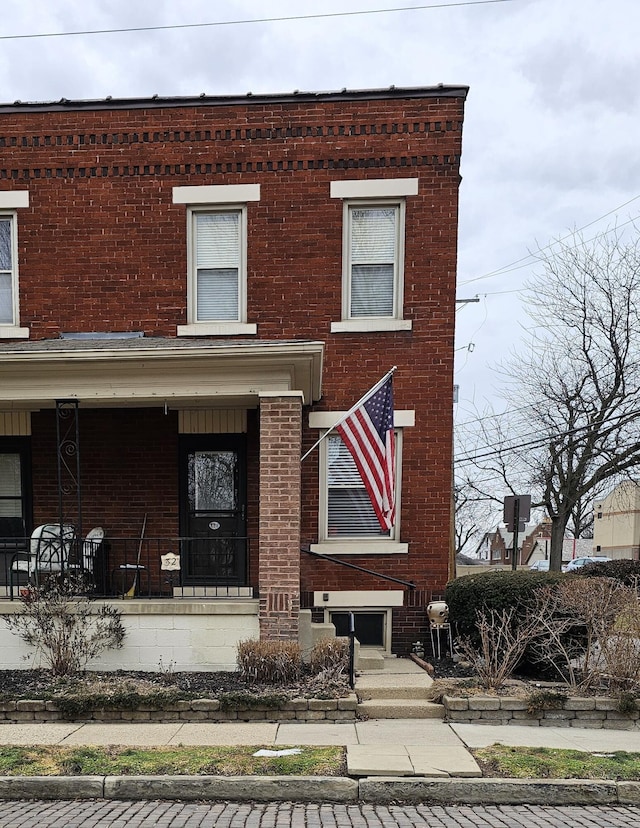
[0,802,638,828]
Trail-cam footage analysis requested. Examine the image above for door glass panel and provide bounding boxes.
[0,454,21,517]
[188,451,237,512]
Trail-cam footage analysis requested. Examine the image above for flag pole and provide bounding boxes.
[301,365,397,462]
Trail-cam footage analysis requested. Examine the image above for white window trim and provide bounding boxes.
[178,203,254,334]
[0,211,29,339]
[331,197,412,333]
[310,418,410,555]
[330,179,418,199]
[173,185,259,337]
[173,184,260,205]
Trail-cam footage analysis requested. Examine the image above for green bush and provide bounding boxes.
[576,559,640,585]
[445,570,565,641]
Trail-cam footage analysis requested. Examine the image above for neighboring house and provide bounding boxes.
[593,482,640,560]
[488,522,538,566]
[523,519,592,567]
[0,85,467,670]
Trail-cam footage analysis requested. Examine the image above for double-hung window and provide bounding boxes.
[0,190,29,339]
[193,208,244,322]
[347,203,401,319]
[330,178,417,333]
[173,184,259,336]
[0,217,15,325]
[309,410,413,555]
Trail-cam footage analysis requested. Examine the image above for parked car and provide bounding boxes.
[565,555,612,572]
[529,560,550,571]
[529,559,568,572]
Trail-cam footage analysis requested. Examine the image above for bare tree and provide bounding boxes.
[460,229,640,571]
[453,475,498,557]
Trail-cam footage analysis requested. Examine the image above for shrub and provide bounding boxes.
[576,559,640,586]
[455,607,539,690]
[525,689,568,715]
[2,574,125,677]
[236,638,303,684]
[445,570,565,641]
[529,577,640,691]
[309,637,350,676]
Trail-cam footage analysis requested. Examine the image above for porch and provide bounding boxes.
[0,336,324,646]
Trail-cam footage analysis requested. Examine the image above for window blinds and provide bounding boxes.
[349,207,396,318]
[195,212,240,321]
[0,219,12,324]
[327,435,390,538]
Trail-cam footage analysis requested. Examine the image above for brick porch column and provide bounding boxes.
[258,392,303,639]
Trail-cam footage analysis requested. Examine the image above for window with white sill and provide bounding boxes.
[0,216,15,326]
[172,183,259,336]
[329,178,417,333]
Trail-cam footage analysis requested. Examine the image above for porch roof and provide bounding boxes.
[0,337,324,409]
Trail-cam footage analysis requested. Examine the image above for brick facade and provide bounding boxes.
[0,86,467,653]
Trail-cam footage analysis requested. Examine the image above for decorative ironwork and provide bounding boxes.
[55,399,82,543]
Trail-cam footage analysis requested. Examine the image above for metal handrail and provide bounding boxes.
[301,545,416,589]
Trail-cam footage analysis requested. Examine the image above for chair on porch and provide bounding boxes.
[9,523,76,598]
[81,527,106,592]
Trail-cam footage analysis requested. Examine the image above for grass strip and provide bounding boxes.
[474,745,640,780]
[0,745,344,777]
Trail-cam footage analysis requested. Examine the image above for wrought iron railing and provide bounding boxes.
[0,535,253,599]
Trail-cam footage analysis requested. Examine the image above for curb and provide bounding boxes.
[0,776,637,804]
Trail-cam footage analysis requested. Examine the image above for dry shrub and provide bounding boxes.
[455,607,539,690]
[309,637,350,675]
[236,638,302,684]
[530,577,640,692]
[2,574,125,677]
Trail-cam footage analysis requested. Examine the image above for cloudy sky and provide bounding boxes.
[2,0,638,425]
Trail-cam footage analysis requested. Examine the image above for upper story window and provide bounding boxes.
[173,184,259,337]
[347,203,401,319]
[330,178,417,334]
[0,217,14,325]
[0,190,29,340]
[192,208,244,322]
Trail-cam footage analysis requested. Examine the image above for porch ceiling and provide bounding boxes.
[0,338,324,409]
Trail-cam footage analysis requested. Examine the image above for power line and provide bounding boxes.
[0,0,519,42]
[458,194,640,288]
[454,406,640,466]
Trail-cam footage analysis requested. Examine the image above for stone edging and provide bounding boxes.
[0,695,358,723]
[0,775,638,805]
[442,694,640,729]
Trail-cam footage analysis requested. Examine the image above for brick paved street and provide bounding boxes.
[0,802,639,828]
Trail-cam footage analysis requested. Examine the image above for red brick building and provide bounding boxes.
[0,85,467,665]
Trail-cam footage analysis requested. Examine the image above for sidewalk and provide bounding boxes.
[0,716,638,805]
[0,717,637,779]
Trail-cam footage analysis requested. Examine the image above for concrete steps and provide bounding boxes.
[357,698,445,719]
[355,655,443,720]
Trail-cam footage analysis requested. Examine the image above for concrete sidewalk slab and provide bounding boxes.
[275,722,359,745]
[407,745,482,777]
[347,746,415,777]
[169,722,279,746]
[452,723,640,753]
[60,722,184,746]
[355,719,462,746]
[0,723,81,745]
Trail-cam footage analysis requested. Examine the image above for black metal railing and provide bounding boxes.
[1,534,253,599]
[301,545,417,589]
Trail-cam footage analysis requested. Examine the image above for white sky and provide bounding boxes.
[2,0,639,426]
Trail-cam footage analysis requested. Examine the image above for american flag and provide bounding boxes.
[337,375,396,531]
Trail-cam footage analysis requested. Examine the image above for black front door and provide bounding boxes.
[179,435,247,585]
